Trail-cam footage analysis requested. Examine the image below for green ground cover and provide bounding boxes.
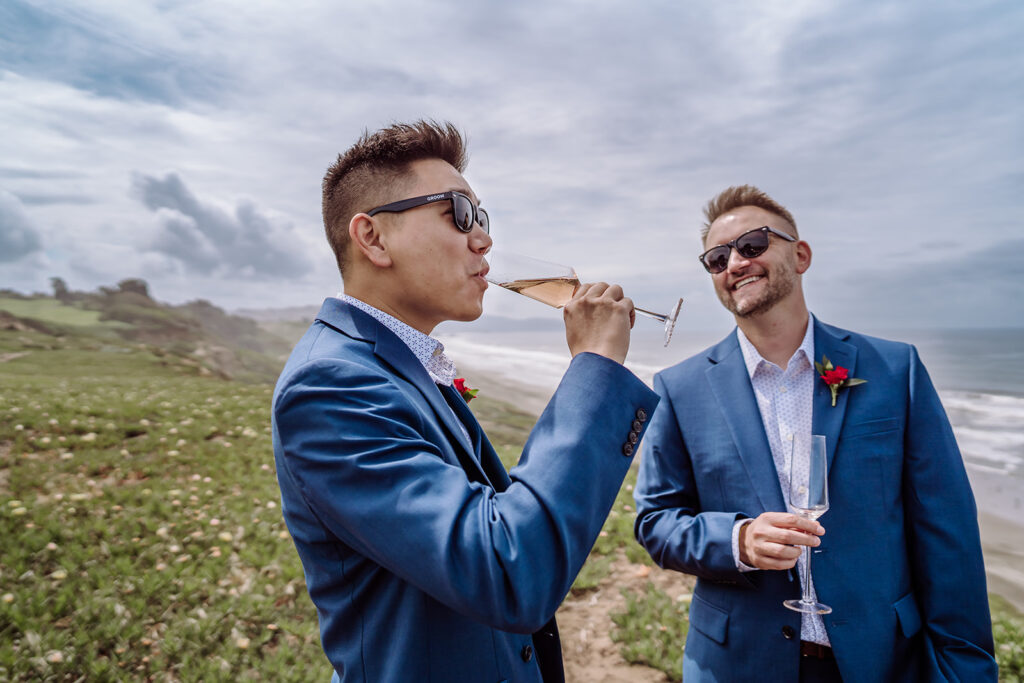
[0,332,326,680]
[611,583,689,680]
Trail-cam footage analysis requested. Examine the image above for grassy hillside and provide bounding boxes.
[0,328,328,679]
[0,282,294,384]
[0,298,130,330]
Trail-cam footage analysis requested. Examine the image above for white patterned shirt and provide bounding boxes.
[730,313,830,646]
[340,295,458,386]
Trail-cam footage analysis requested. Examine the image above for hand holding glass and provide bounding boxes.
[783,434,832,615]
[485,251,683,346]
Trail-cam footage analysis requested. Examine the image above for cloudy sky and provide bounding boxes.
[1,0,1021,331]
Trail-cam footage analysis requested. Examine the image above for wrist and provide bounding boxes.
[737,518,753,566]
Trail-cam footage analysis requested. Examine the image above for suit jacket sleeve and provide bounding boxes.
[901,346,998,680]
[633,373,752,584]
[275,351,659,633]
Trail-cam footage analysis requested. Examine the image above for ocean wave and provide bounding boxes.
[941,391,1024,425]
[953,426,1024,452]
[438,332,1024,475]
[440,334,568,392]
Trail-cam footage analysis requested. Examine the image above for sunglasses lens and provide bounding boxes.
[703,247,730,273]
[452,195,474,232]
[476,207,489,234]
[735,230,770,258]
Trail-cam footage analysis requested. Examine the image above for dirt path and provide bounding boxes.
[558,553,695,682]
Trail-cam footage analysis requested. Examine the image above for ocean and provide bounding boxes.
[436,325,1024,522]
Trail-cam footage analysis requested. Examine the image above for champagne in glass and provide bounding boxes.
[783,434,832,614]
[486,251,683,346]
[499,276,580,308]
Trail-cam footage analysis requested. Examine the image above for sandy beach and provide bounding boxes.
[968,468,1024,612]
[978,512,1024,613]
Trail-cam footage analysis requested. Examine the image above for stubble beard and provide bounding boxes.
[719,261,796,319]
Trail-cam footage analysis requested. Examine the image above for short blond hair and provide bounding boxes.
[701,185,797,243]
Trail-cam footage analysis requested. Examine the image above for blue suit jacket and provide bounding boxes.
[634,319,997,682]
[272,299,659,682]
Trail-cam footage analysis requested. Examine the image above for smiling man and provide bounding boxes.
[633,185,996,682]
[271,120,659,682]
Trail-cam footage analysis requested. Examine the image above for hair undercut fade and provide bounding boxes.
[321,120,468,274]
[701,185,798,243]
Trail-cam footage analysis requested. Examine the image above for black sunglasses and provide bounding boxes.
[366,191,489,234]
[698,226,796,274]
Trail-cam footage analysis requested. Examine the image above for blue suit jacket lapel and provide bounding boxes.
[811,319,857,472]
[315,299,489,485]
[706,332,786,512]
[441,384,512,491]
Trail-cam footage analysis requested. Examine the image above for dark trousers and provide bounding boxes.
[799,653,842,683]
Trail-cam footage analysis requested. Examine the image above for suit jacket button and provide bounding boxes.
[521,644,533,662]
[627,431,639,444]
[782,625,795,640]
[636,408,648,422]
[632,419,642,432]
[622,442,635,457]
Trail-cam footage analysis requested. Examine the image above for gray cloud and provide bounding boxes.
[131,173,312,279]
[0,1,231,105]
[814,239,1024,329]
[0,1,1021,323]
[0,190,43,263]
[16,193,96,206]
[0,167,87,180]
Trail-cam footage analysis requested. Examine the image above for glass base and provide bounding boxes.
[661,297,684,347]
[783,599,832,615]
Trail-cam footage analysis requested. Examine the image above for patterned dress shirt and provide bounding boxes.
[731,313,830,646]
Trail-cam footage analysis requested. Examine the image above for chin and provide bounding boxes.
[452,304,484,322]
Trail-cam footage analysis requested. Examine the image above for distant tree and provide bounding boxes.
[50,277,72,302]
[117,278,151,299]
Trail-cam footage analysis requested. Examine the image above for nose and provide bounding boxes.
[725,246,751,273]
[470,224,492,254]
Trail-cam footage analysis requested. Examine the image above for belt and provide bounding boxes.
[800,641,834,660]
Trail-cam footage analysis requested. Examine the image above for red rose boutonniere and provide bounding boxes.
[453,377,478,403]
[815,354,866,407]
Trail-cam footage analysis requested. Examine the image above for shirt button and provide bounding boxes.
[521,644,533,662]
[780,386,788,393]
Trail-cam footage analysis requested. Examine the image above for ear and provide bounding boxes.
[348,213,392,268]
[794,240,812,274]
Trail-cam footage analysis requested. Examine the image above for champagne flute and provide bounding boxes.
[485,251,684,346]
[783,434,832,615]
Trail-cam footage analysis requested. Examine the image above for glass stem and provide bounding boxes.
[633,307,667,323]
[800,545,813,603]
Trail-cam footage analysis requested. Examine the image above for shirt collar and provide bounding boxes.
[339,294,458,386]
[736,313,816,379]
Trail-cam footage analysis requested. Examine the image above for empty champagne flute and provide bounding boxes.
[783,434,832,615]
[485,251,683,346]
